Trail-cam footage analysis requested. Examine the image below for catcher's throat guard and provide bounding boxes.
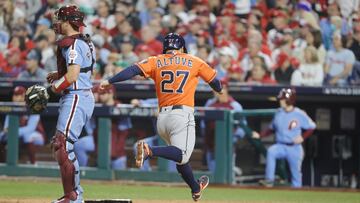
[25,85,50,114]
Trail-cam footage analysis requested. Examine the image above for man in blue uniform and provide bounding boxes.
[46,5,95,203]
[253,88,316,188]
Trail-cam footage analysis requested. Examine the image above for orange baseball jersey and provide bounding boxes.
[136,51,217,108]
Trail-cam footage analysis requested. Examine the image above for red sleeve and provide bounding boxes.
[260,128,274,137]
[301,129,314,140]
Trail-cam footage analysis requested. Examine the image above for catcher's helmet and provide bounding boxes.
[277,88,296,105]
[53,5,85,33]
[163,33,187,54]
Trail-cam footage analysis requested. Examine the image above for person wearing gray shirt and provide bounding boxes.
[324,31,355,86]
[18,49,48,80]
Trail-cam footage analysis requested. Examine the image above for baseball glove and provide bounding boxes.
[25,85,50,114]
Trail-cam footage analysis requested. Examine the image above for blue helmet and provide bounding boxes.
[163,33,187,54]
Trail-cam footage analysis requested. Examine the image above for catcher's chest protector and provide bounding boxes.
[56,34,94,77]
[56,36,74,77]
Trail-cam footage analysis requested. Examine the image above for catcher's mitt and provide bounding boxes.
[25,85,50,114]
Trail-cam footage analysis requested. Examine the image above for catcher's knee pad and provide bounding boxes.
[51,131,77,198]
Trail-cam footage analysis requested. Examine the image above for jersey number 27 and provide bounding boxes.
[160,70,189,94]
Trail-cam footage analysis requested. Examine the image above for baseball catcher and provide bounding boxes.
[24,4,96,203]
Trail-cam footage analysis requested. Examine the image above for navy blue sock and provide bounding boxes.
[176,163,200,193]
[151,146,182,163]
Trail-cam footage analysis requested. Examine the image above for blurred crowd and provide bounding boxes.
[1,0,360,86]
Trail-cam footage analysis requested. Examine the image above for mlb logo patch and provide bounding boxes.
[69,50,78,61]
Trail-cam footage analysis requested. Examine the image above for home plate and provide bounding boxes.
[85,199,132,203]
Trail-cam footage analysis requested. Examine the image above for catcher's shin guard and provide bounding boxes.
[51,131,77,200]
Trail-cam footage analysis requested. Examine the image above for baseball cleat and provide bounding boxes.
[192,175,209,201]
[259,179,274,188]
[52,197,84,203]
[135,141,151,168]
[52,191,79,203]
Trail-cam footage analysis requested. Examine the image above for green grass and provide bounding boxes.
[0,179,359,203]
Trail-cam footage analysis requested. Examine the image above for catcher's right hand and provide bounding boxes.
[25,85,50,114]
[46,71,59,83]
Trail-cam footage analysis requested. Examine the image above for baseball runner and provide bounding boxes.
[100,33,223,201]
[253,88,316,188]
[44,5,95,203]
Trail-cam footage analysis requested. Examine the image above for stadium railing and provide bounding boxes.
[0,101,283,184]
[0,102,235,183]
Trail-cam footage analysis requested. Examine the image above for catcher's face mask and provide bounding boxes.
[52,10,65,35]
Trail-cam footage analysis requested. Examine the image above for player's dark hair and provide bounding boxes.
[70,24,80,32]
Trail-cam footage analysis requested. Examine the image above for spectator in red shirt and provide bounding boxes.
[0,47,24,77]
[274,52,295,85]
[267,10,290,50]
[135,44,155,61]
[232,18,248,50]
[137,26,163,55]
[8,35,28,59]
[216,46,243,82]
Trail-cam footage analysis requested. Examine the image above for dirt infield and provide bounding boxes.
[0,199,244,203]
[0,198,50,203]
